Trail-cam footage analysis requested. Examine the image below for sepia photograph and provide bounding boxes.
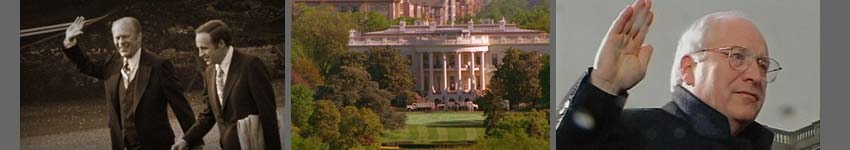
[21,0,285,149]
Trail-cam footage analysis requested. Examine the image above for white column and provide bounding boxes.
[429,52,434,94]
[419,52,425,92]
[456,52,462,94]
[470,51,476,91]
[481,51,487,90]
[443,0,449,24]
[450,0,456,24]
[442,52,448,95]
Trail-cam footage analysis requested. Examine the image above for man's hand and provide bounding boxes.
[64,16,85,49]
[591,0,655,95]
[171,139,189,150]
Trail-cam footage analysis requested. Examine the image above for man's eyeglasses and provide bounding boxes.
[690,46,783,83]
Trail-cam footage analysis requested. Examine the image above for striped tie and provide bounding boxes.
[216,65,225,106]
[122,62,130,88]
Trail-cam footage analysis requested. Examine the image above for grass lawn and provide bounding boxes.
[381,111,486,147]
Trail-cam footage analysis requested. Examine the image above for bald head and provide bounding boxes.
[111,17,143,58]
[671,11,767,91]
[702,14,767,55]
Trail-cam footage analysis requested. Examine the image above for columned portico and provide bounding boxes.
[480,51,486,91]
[442,52,448,95]
[470,51,476,91]
[456,52,462,94]
[348,20,549,105]
[419,52,425,92]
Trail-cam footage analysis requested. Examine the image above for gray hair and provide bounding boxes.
[670,11,752,92]
[113,17,142,34]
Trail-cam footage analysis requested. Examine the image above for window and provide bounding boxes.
[423,55,431,69]
[475,76,481,89]
[449,76,456,91]
[449,57,455,68]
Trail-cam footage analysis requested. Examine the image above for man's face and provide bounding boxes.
[689,16,768,123]
[196,33,227,65]
[111,21,141,58]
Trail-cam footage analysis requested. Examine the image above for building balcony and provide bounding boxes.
[768,121,820,150]
[423,64,493,71]
[348,35,549,46]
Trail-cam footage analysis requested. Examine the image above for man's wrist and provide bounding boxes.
[63,38,76,49]
[590,69,622,95]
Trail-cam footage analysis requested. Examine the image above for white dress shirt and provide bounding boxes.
[215,46,235,106]
[121,48,141,88]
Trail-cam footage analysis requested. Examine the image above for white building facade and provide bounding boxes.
[349,19,549,104]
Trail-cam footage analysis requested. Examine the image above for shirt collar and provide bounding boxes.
[662,85,773,141]
[216,46,234,73]
[124,48,142,69]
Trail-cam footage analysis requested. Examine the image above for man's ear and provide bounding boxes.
[680,56,696,86]
[216,40,226,49]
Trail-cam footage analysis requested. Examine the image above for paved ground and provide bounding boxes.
[21,82,286,150]
[22,109,286,150]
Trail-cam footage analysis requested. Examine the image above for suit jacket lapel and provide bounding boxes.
[221,50,242,109]
[105,55,122,128]
[128,51,151,115]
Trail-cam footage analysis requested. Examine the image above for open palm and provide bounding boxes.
[63,16,86,48]
[591,0,655,94]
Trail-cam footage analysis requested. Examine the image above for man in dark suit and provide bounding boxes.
[62,16,197,150]
[173,20,281,150]
[557,0,779,149]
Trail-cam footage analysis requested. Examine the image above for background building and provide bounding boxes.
[349,18,549,105]
[294,0,487,24]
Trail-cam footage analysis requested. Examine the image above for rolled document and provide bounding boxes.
[237,115,264,150]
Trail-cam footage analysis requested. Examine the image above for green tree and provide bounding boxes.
[292,84,315,129]
[315,65,388,108]
[478,48,546,137]
[304,100,341,142]
[475,0,550,33]
[350,11,392,32]
[486,110,549,140]
[490,48,543,108]
[365,46,416,107]
[539,54,551,108]
[292,4,354,77]
[314,61,406,130]
[292,126,330,150]
[468,131,548,150]
[476,90,505,137]
[393,16,418,25]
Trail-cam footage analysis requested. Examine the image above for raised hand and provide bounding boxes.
[591,0,655,95]
[64,16,86,49]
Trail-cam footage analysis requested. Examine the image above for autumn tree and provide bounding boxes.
[315,51,406,130]
[292,4,353,77]
[335,106,383,149]
[303,100,341,142]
